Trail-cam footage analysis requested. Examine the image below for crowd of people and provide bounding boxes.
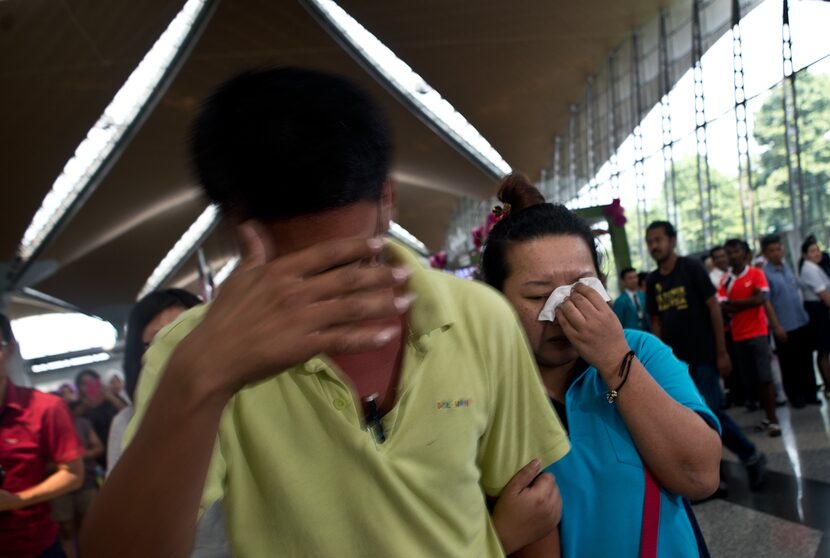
[1,66,828,557]
[614,225,830,497]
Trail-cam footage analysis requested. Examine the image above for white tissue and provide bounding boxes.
[537,277,611,322]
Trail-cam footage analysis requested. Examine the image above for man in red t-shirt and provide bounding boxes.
[719,240,781,436]
[0,313,84,557]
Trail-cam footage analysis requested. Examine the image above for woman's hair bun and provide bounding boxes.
[497,173,546,213]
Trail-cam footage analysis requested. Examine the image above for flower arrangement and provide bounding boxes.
[429,251,448,270]
[603,198,627,227]
[471,203,511,251]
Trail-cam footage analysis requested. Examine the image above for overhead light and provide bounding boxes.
[31,352,111,374]
[15,0,213,265]
[12,313,117,360]
[388,221,428,256]
[138,204,220,299]
[214,256,240,287]
[302,0,511,180]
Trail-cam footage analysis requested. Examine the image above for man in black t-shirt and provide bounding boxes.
[645,221,765,491]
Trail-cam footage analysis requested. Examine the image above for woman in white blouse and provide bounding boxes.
[799,236,830,398]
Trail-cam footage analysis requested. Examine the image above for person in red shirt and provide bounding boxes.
[719,240,781,436]
[0,312,85,557]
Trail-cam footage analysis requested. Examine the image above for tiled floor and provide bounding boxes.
[694,397,830,557]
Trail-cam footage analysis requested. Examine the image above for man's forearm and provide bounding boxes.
[707,300,728,354]
[764,301,783,331]
[80,356,229,558]
[728,296,765,310]
[14,462,83,508]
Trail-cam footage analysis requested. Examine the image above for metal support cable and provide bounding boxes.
[631,33,648,266]
[553,135,563,202]
[659,8,679,228]
[607,53,621,199]
[586,77,599,204]
[693,0,714,248]
[732,0,756,244]
[781,0,805,238]
[568,106,578,203]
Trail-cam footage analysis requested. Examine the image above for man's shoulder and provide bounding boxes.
[142,304,208,362]
[156,304,208,344]
[421,270,516,321]
[748,266,769,284]
[20,387,70,420]
[678,256,703,271]
[21,385,63,407]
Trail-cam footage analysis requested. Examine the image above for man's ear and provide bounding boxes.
[236,220,275,266]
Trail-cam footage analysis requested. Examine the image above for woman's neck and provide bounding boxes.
[540,360,584,403]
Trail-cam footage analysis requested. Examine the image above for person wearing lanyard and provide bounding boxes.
[613,267,650,331]
[0,312,85,557]
[481,174,722,557]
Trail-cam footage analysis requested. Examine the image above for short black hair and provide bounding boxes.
[0,312,13,344]
[619,267,637,280]
[191,67,392,221]
[760,234,781,252]
[482,174,603,291]
[724,238,748,254]
[124,289,201,400]
[646,221,677,239]
[709,245,725,258]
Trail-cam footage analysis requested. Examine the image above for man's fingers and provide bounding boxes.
[527,471,556,495]
[504,459,542,494]
[303,264,412,303]
[306,291,415,331]
[310,323,402,356]
[282,237,385,279]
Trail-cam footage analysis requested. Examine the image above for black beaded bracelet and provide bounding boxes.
[606,350,636,404]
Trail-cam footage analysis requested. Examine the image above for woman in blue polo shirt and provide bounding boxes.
[481,175,722,557]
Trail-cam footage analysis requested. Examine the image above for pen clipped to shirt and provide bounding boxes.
[363,393,386,444]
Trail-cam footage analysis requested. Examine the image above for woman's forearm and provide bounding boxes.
[613,362,721,500]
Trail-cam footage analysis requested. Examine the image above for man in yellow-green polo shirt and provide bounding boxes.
[81,68,569,557]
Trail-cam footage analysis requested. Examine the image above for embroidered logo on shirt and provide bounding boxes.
[436,399,472,410]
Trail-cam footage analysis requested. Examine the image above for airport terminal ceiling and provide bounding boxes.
[0,0,757,325]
